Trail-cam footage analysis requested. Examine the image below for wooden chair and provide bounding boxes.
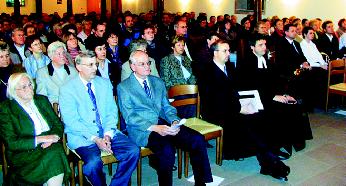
[54,103,154,186]
[168,85,223,178]
[325,59,346,111]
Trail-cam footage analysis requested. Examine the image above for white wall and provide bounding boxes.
[122,0,153,14]
[164,0,346,24]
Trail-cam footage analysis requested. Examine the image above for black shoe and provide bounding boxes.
[293,141,306,152]
[273,149,291,160]
[260,160,290,181]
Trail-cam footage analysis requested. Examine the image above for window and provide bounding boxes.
[235,0,265,14]
[6,0,25,7]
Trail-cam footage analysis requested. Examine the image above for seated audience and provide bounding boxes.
[23,35,50,79]
[198,40,290,181]
[117,50,213,185]
[121,39,159,81]
[0,72,71,185]
[59,51,139,186]
[36,41,78,104]
[336,18,346,38]
[237,35,313,157]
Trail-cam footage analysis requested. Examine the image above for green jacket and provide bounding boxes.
[0,95,70,184]
[160,54,197,89]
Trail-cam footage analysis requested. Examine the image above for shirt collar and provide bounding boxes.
[213,60,226,72]
[133,73,149,88]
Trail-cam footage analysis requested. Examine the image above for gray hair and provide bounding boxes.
[75,50,96,65]
[47,41,67,59]
[11,28,24,36]
[129,39,147,54]
[129,50,148,65]
[6,73,34,100]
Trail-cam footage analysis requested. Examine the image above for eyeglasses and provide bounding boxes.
[80,62,99,68]
[16,83,33,91]
[135,61,151,67]
[216,49,230,53]
[179,26,188,29]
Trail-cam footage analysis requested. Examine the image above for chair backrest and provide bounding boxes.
[328,59,346,86]
[167,85,200,117]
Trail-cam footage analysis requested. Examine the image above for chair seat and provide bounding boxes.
[330,83,346,91]
[185,118,222,135]
[70,148,118,164]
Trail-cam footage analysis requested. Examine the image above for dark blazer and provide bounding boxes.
[275,37,307,81]
[96,59,121,96]
[316,33,340,60]
[0,95,70,184]
[198,60,241,124]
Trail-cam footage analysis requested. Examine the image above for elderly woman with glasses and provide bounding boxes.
[36,41,78,104]
[0,72,71,185]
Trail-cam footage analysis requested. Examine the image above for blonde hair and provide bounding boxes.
[6,73,34,100]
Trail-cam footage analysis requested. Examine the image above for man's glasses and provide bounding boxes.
[135,61,151,67]
[80,63,99,68]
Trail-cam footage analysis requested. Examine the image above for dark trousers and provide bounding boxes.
[147,125,213,186]
[76,132,140,186]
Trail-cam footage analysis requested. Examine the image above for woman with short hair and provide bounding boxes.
[0,72,71,185]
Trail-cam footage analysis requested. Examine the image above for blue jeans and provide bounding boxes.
[76,132,140,186]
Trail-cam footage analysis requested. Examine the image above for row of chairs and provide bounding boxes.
[51,84,223,185]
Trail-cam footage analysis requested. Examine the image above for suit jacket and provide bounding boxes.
[96,58,121,96]
[160,54,197,89]
[316,33,340,60]
[198,60,241,124]
[117,74,179,147]
[236,52,285,109]
[59,75,120,150]
[36,63,78,104]
[275,37,307,81]
[0,95,70,183]
[9,43,31,65]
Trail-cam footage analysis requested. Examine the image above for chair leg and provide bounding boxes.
[219,131,223,166]
[177,149,182,179]
[325,94,329,112]
[184,151,189,178]
[107,163,113,176]
[78,160,83,186]
[136,157,142,186]
[69,162,76,186]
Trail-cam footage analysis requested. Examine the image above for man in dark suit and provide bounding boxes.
[198,40,290,181]
[237,35,312,157]
[275,24,312,110]
[117,50,213,186]
[317,20,340,60]
[84,21,106,50]
[59,51,139,186]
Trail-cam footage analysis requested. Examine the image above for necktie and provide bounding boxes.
[291,42,299,53]
[87,82,103,137]
[143,80,152,98]
[223,65,228,77]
